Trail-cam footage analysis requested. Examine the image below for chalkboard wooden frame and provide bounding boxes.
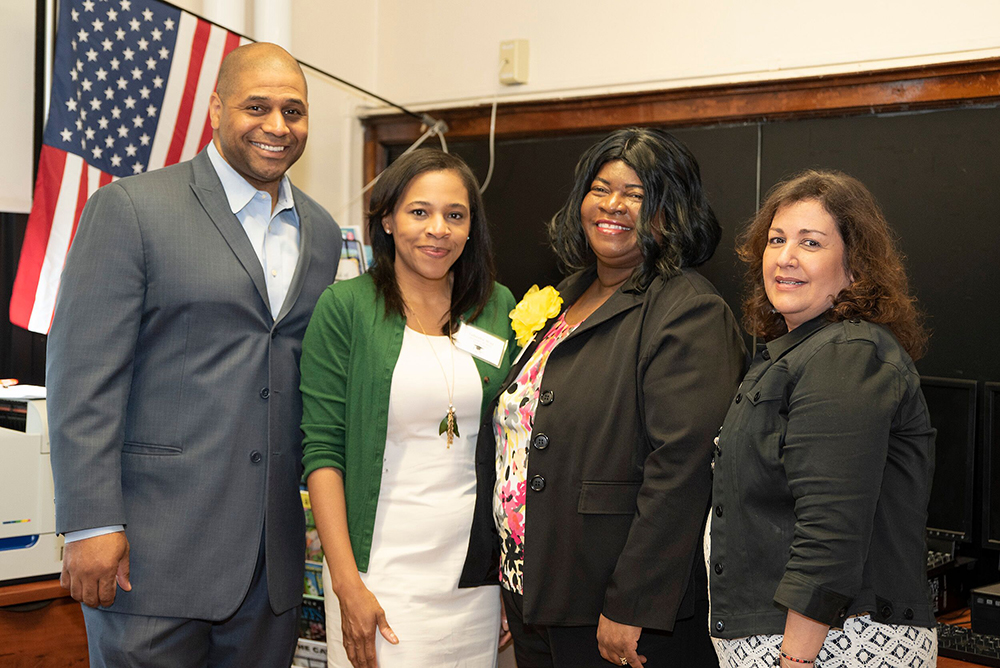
[361,57,1000,187]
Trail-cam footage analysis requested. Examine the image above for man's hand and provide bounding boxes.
[61,531,131,608]
[597,614,646,667]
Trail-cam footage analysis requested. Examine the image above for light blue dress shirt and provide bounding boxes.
[65,144,303,544]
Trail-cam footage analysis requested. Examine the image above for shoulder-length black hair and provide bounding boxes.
[548,127,720,284]
[367,148,496,332]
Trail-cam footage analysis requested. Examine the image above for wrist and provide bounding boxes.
[775,650,816,667]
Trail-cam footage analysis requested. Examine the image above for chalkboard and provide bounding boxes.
[388,104,1000,381]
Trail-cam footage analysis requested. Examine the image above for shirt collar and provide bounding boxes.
[206,140,296,216]
[764,314,832,362]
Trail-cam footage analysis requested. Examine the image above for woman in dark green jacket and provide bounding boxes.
[708,170,936,668]
[300,149,516,668]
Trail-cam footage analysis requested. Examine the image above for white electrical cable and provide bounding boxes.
[479,97,499,194]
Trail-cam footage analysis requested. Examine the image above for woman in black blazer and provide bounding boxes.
[459,128,746,667]
[707,170,936,668]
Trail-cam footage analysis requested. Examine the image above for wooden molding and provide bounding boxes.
[362,57,1000,185]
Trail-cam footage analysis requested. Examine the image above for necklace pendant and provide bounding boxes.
[438,405,460,448]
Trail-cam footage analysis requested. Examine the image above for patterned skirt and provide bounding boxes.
[703,517,937,668]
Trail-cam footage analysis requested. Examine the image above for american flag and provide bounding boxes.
[10,0,250,333]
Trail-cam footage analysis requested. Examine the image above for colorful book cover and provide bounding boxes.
[304,562,324,598]
[299,596,327,642]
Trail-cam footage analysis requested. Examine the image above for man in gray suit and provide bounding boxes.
[47,43,341,666]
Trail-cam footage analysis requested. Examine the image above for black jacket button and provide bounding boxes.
[715,620,725,632]
[880,604,893,618]
[250,451,262,463]
[753,391,760,401]
[715,505,723,517]
[714,562,724,575]
[539,390,554,405]
[529,475,545,492]
[904,608,914,620]
[532,433,549,450]
[260,387,270,399]
[734,393,742,404]
[761,349,770,360]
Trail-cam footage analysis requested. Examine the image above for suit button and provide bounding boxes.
[250,451,262,463]
[761,349,770,360]
[714,562,724,575]
[532,433,549,450]
[260,387,270,399]
[530,475,545,492]
[270,329,278,339]
[734,393,742,404]
[539,390,554,405]
[880,604,893,618]
[483,376,490,385]
[904,608,914,620]
[715,505,723,517]
[715,620,725,632]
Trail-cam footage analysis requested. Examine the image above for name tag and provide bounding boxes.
[454,322,507,368]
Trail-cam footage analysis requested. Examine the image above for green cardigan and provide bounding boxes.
[300,273,517,571]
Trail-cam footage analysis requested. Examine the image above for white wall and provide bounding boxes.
[371,0,1000,108]
[1,0,38,213]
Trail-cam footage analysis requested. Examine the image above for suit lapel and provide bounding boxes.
[274,185,314,325]
[189,151,270,315]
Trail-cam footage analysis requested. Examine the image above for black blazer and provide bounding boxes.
[460,266,746,630]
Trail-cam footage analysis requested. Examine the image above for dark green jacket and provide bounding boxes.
[300,273,516,571]
[709,316,936,638]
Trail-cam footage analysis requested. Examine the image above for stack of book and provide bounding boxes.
[294,488,327,667]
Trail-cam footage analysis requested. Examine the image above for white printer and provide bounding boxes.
[0,387,63,584]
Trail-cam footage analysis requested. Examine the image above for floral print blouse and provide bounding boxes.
[493,313,577,593]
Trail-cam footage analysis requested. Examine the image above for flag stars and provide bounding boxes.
[123,47,135,60]
[117,125,128,137]
[124,96,136,109]
[164,17,175,30]
[158,47,169,60]
[96,67,108,81]
[89,98,102,111]
[145,105,156,117]
[106,9,118,21]
[81,78,93,92]
[120,1,131,11]
[98,116,109,130]
[111,106,122,119]
[70,69,79,82]
[139,86,151,99]
[82,0,95,11]
[101,38,113,51]
[131,67,143,80]
[76,119,84,131]
[76,59,84,71]
[91,18,104,31]
[115,28,125,40]
[104,136,115,149]
[129,18,140,31]
[142,8,153,21]
[111,154,122,167]
[110,57,120,70]
[60,128,73,142]
[104,88,115,100]
[71,9,80,21]
[85,127,96,140]
[137,37,149,51]
[132,116,145,128]
[139,133,150,146]
[151,28,162,41]
[80,109,88,121]
[72,40,78,51]
[91,146,103,159]
[152,76,164,88]
[125,143,137,157]
[77,29,89,42]
[86,48,98,62]
[133,162,144,175]
[116,77,128,90]
[66,98,78,112]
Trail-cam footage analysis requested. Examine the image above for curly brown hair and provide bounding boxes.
[737,170,928,360]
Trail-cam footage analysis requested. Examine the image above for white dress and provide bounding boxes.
[323,327,501,668]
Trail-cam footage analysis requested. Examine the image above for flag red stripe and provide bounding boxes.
[70,166,90,245]
[9,146,68,329]
[165,19,212,166]
[197,31,242,151]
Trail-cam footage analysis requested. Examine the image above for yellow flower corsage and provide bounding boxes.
[509,285,562,348]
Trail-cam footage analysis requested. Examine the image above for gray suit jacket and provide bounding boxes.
[47,149,341,619]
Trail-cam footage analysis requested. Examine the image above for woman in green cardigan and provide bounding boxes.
[300,149,516,668]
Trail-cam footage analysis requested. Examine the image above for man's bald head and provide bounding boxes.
[216,42,307,102]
